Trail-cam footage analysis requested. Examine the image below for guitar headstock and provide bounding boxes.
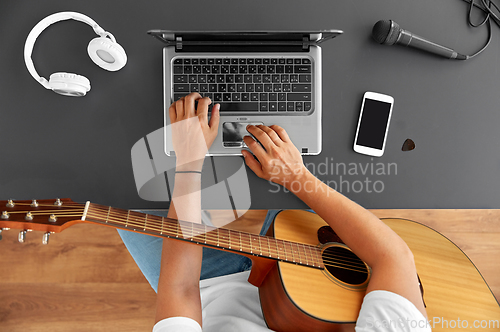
[0,198,86,244]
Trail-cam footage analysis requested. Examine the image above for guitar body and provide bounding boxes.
[255,210,500,332]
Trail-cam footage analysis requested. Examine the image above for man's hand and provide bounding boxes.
[241,124,309,189]
[169,93,220,170]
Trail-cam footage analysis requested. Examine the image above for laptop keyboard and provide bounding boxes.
[171,57,313,114]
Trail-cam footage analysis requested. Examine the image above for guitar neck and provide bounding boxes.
[83,202,323,270]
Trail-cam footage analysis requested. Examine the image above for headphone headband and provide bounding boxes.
[24,12,114,89]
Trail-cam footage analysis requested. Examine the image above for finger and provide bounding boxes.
[196,97,212,123]
[258,125,283,146]
[175,97,185,120]
[243,134,267,160]
[246,125,275,151]
[269,125,291,143]
[168,101,177,124]
[208,103,220,130]
[241,150,264,178]
[184,92,202,117]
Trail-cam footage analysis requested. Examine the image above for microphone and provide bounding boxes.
[372,19,468,60]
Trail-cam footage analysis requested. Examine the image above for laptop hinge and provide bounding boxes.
[302,36,310,51]
[176,37,183,50]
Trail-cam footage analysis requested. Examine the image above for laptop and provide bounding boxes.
[147,30,343,156]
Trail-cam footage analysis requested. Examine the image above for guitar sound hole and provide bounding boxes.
[322,245,369,286]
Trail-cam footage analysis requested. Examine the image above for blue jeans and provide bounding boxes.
[117,210,281,293]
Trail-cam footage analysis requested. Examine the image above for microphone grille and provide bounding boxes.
[372,20,399,45]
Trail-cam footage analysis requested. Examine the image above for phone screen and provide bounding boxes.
[356,99,392,150]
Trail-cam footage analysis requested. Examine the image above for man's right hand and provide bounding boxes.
[242,125,310,190]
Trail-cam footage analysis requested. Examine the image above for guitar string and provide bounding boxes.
[87,207,367,269]
[91,209,368,273]
[2,205,368,272]
[90,207,368,270]
[89,208,356,267]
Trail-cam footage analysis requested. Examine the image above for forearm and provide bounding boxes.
[287,169,411,269]
[155,172,203,324]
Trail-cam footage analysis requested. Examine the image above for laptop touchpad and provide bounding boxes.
[222,122,263,148]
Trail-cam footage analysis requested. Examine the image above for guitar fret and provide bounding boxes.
[292,243,299,263]
[296,243,303,264]
[143,214,148,231]
[125,210,130,228]
[228,229,232,249]
[239,232,243,251]
[160,216,164,235]
[105,206,111,223]
[302,244,309,266]
[258,235,263,255]
[267,237,272,257]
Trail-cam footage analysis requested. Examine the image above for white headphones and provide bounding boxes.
[24,11,127,97]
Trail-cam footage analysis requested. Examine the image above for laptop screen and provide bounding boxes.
[147,30,343,47]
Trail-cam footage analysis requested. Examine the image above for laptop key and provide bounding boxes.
[294,65,311,73]
[190,84,199,92]
[223,93,231,102]
[260,102,269,111]
[269,102,277,111]
[304,102,312,112]
[174,65,183,74]
[287,102,294,111]
[292,84,311,92]
[299,74,311,83]
[278,102,286,111]
[288,93,311,101]
[218,102,259,112]
[174,75,188,83]
[174,84,189,92]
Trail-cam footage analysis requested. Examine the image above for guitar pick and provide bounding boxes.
[402,138,415,151]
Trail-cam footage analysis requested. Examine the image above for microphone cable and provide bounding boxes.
[461,0,500,59]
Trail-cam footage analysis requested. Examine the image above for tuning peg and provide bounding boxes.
[54,198,62,206]
[6,199,14,208]
[1,211,9,219]
[30,199,39,207]
[18,230,27,243]
[42,232,51,245]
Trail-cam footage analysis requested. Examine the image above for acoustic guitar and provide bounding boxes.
[1,199,499,331]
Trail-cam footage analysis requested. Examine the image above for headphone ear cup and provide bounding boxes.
[48,72,91,96]
[88,37,127,71]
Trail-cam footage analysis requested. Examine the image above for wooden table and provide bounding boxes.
[0,209,498,331]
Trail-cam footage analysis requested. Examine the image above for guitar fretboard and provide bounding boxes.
[84,202,324,269]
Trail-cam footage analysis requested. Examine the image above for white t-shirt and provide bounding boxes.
[153,271,431,332]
